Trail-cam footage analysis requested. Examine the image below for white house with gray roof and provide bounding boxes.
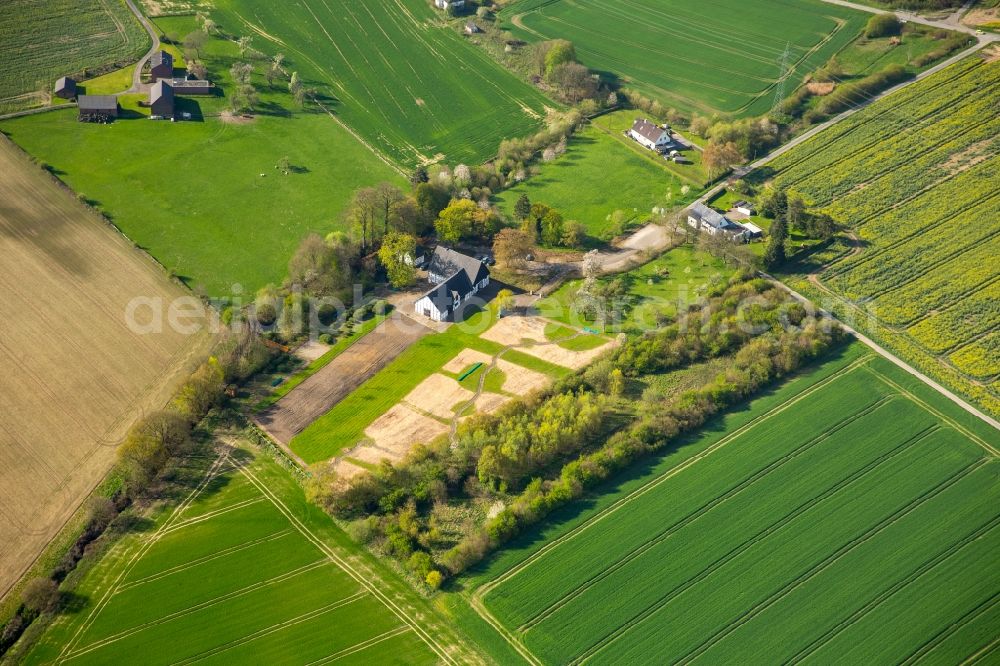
[628,118,673,152]
[687,202,751,241]
[414,247,489,322]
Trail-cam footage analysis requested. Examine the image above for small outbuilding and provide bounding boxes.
[738,221,764,240]
[149,80,175,119]
[166,77,213,95]
[149,50,174,82]
[54,77,77,100]
[464,21,481,34]
[733,200,757,216]
[434,0,465,9]
[77,95,119,122]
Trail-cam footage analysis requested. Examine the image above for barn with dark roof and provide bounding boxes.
[54,77,76,100]
[149,51,174,82]
[149,80,174,119]
[77,95,119,122]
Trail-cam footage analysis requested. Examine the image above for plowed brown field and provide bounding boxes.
[0,137,214,600]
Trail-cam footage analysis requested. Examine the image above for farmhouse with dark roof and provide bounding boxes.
[628,118,673,152]
[415,247,490,322]
[149,80,174,119]
[149,51,174,82]
[77,95,119,122]
[54,77,76,100]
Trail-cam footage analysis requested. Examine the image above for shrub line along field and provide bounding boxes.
[471,345,1000,664]
[767,55,1000,416]
[0,135,215,601]
[500,0,867,117]
[23,446,479,664]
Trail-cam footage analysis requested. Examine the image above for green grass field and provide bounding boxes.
[474,345,1000,664]
[0,0,150,113]
[536,244,735,333]
[209,0,555,167]
[499,0,867,117]
[290,307,570,463]
[768,56,1000,417]
[0,17,402,296]
[494,122,701,241]
[22,446,476,664]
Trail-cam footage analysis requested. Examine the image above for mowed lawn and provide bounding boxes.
[476,346,1000,664]
[0,17,402,296]
[500,0,867,117]
[0,0,149,113]
[211,0,555,167]
[536,244,735,333]
[494,125,699,241]
[22,450,465,665]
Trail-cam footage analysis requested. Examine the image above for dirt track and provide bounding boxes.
[256,316,431,444]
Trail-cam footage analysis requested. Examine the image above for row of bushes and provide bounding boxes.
[0,334,271,657]
[450,319,845,574]
[313,273,845,585]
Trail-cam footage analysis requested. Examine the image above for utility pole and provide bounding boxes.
[770,42,792,116]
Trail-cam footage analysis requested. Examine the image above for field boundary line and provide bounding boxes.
[518,394,901,633]
[172,591,369,665]
[235,464,459,665]
[474,354,874,597]
[306,626,413,665]
[468,593,543,666]
[114,529,295,593]
[55,450,231,663]
[791,517,1000,663]
[901,589,1000,665]
[961,635,1000,665]
[160,497,266,533]
[671,458,993,665]
[570,423,942,664]
[64,559,332,660]
[864,365,999,457]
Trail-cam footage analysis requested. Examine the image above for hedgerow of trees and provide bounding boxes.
[309,273,845,586]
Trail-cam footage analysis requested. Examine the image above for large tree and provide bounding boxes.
[513,193,531,221]
[493,228,534,271]
[763,216,788,270]
[349,187,381,252]
[544,39,576,77]
[374,182,406,236]
[377,231,417,288]
[183,30,207,58]
[702,140,743,178]
[435,199,477,243]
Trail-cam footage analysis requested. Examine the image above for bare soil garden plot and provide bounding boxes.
[481,315,615,369]
[0,137,214,600]
[255,316,431,444]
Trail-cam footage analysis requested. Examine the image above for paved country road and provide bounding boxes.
[766,275,1000,433]
[123,0,161,94]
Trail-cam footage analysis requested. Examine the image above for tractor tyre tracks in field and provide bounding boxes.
[518,394,909,634]
[469,356,876,661]
[570,424,946,664]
